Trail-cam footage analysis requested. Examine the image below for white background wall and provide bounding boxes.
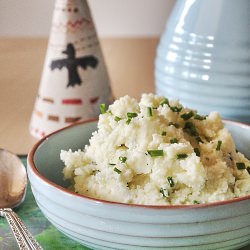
[0,0,175,37]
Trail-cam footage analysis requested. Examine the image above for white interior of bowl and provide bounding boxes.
[33,120,97,187]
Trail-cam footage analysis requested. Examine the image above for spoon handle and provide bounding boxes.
[0,208,43,250]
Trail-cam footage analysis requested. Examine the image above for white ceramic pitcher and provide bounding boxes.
[30,0,113,139]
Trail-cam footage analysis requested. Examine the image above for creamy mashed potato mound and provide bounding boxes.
[61,94,250,205]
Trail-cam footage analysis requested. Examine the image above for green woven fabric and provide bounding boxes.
[0,157,88,250]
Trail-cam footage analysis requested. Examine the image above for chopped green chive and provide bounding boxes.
[177,153,188,159]
[167,176,175,187]
[114,116,121,122]
[236,162,246,170]
[194,148,200,157]
[119,156,127,163]
[114,167,122,174]
[194,114,207,120]
[184,122,199,136]
[127,112,138,118]
[181,111,194,120]
[160,188,168,197]
[126,118,131,125]
[147,107,153,117]
[170,138,178,144]
[147,150,164,157]
[161,131,167,136]
[109,163,116,166]
[160,98,169,107]
[169,122,180,128]
[196,136,204,143]
[159,98,182,113]
[170,106,182,113]
[193,200,200,204]
[247,167,250,174]
[126,112,137,124]
[100,103,106,114]
[92,170,100,175]
[119,144,128,148]
[216,140,222,151]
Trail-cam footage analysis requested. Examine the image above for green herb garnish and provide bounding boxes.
[114,116,121,122]
[177,153,188,159]
[100,103,106,114]
[247,167,250,174]
[216,140,222,151]
[184,122,199,136]
[161,131,167,136]
[147,150,164,157]
[126,112,137,124]
[193,200,200,204]
[160,188,168,197]
[109,163,116,166]
[194,148,200,157]
[127,112,138,118]
[236,162,246,170]
[92,170,100,175]
[170,106,182,113]
[159,98,182,113]
[147,107,153,117]
[180,111,194,120]
[196,136,204,143]
[126,118,131,125]
[114,167,122,174]
[169,122,180,128]
[170,138,178,144]
[167,176,175,187]
[119,156,127,163]
[194,114,207,120]
[160,98,169,107]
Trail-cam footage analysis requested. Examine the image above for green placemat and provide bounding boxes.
[0,157,89,250]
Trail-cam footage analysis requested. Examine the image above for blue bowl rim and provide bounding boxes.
[28,118,250,210]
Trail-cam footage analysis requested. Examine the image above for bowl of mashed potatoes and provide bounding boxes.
[28,94,250,250]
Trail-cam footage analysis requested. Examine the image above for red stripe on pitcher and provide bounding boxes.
[62,99,83,105]
[90,96,99,104]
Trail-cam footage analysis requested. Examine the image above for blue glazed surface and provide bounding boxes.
[27,120,250,250]
[155,0,250,123]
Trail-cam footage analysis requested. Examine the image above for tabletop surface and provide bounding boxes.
[0,37,157,155]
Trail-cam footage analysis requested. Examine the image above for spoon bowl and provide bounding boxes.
[0,148,43,250]
[0,149,27,208]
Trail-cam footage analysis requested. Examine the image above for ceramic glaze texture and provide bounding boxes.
[155,0,250,123]
[27,120,250,250]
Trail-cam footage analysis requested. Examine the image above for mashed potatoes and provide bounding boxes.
[61,94,250,205]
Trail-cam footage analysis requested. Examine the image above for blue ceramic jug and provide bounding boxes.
[155,0,250,123]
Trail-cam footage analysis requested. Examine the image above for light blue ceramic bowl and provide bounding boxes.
[27,119,250,250]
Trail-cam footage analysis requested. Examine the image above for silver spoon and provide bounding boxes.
[0,148,43,250]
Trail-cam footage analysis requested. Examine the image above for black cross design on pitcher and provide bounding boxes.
[50,43,98,87]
